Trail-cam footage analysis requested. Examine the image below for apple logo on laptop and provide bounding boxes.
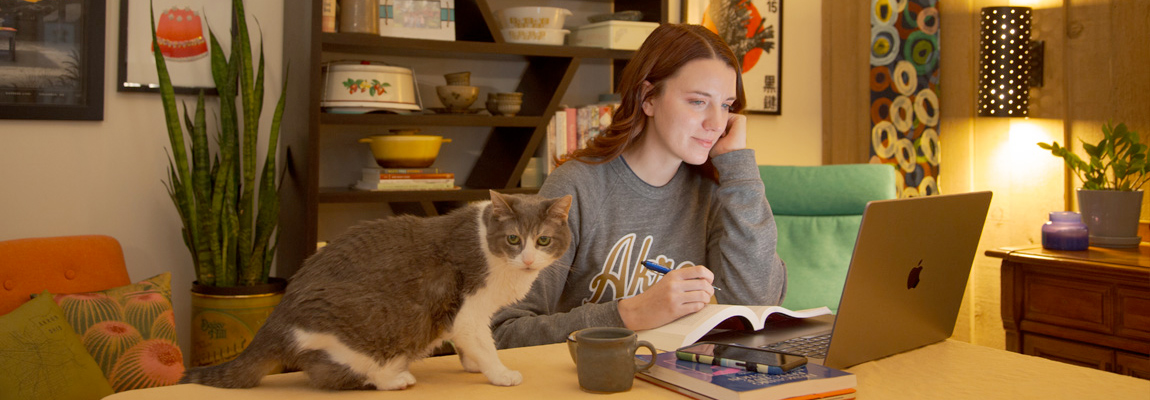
[907,260,924,289]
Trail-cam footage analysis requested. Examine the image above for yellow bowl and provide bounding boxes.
[358,135,452,168]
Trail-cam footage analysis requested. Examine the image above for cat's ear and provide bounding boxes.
[490,190,515,221]
[547,195,573,222]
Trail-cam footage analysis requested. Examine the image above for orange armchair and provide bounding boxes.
[0,235,132,315]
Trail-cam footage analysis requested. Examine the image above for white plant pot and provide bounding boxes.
[1077,189,1143,248]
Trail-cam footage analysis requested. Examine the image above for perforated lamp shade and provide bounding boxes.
[978,7,1033,117]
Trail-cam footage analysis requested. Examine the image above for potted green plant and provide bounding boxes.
[1039,121,1148,248]
[151,0,289,366]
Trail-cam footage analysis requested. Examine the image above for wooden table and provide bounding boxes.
[988,244,1150,378]
[106,339,1149,399]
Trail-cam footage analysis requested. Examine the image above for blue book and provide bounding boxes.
[637,352,857,400]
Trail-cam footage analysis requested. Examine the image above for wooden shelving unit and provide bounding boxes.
[277,0,666,277]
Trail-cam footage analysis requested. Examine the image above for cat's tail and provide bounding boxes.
[179,328,285,388]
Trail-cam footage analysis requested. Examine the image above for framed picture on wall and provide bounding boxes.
[682,0,782,115]
[118,0,231,94]
[0,0,106,120]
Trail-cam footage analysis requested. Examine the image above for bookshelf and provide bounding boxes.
[276,0,667,277]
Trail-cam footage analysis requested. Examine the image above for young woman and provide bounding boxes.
[491,24,786,348]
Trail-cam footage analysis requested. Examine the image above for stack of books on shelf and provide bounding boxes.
[546,95,621,173]
[636,352,857,400]
[353,168,457,191]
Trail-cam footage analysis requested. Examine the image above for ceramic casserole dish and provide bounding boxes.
[322,61,420,113]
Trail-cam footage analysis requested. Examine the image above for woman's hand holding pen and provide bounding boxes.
[618,264,716,331]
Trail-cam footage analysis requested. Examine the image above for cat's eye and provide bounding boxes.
[507,235,521,245]
[536,237,552,246]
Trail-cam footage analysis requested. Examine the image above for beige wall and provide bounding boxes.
[747,1,823,166]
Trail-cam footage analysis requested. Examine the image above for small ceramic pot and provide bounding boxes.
[494,102,521,116]
[435,85,479,111]
[494,92,523,101]
[444,71,470,86]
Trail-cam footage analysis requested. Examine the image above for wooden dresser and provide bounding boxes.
[988,245,1150,379]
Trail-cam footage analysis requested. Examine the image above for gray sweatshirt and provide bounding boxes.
[491,149,786,348]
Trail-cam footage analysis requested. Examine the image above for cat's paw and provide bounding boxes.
[486,369,523,386]
[373,371,417,391]
[459,354,482,373]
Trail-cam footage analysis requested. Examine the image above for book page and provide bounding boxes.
[638,305,754,351]
[749,305,833,323]
[637,305,833,351]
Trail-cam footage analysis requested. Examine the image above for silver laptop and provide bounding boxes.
[702,191,993,369]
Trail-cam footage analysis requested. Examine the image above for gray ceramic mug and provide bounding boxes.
[572,327,657,393]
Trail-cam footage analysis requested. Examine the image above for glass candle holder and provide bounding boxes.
[1041,211,1089,251]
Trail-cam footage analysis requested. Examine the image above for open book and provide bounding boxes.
[637,305,832,351]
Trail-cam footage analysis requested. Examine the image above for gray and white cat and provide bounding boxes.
[180,191,572,390]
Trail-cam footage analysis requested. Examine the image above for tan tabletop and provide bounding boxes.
[108,339,1149,399]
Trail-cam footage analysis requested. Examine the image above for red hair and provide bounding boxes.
[562,23,745,169]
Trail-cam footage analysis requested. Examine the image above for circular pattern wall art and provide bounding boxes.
[869,0,941,198]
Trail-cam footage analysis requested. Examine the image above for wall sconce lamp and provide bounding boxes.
[978,7,1045,117]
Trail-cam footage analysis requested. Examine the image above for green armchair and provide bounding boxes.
[760,164,897,313]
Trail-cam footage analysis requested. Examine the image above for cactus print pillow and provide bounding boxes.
[50,272,185,392]
[0,291,114,400]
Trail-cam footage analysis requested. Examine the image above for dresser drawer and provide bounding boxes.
[1117,287,1150,341]
[1023,334,1114,371]
[1024,274,1111,334]
[1116,351,1150,379]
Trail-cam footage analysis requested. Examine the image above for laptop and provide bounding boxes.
[701,191,993,369]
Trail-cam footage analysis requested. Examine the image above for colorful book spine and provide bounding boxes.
[379,168,441,174]
[565,107,577,154]
[554,110,568,160]
[379,173,455,179]
[355,180,455,191]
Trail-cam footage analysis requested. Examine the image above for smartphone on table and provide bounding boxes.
[676,342,807,374]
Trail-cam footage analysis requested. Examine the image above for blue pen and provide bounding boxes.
[642,260,721,291]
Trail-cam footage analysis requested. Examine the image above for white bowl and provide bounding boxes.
[501,28,570,45]
[497,7,571,30]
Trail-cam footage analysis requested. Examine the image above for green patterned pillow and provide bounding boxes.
[51,272,185,392]
[0,290,114,400]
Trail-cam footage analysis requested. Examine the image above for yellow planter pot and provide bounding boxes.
[189,278,287,367]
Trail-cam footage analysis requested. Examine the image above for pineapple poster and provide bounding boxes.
[683,0,782,115]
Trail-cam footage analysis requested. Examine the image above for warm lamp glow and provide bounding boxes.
[1007,119,1063,182]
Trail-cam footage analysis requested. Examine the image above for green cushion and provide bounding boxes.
[50,272,184,392]
[776,216,862,313]
[0,290,114,400]
[760,164,897,215]
[761,164,897,314]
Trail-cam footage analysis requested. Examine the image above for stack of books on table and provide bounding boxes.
[353,168,457,191]
[636,352,857,400]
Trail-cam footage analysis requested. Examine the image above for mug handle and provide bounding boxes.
[633,340,658,373]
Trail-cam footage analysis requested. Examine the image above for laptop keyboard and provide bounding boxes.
[760,333,831,358]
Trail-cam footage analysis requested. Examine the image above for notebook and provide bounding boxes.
[702,191,993,369]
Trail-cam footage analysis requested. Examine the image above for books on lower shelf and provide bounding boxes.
[353,168,456,191]
[546,99,620,174]
[637,305,833,352]
[637,352,857,400]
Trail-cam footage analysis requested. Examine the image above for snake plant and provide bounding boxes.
[153,0,287,287]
